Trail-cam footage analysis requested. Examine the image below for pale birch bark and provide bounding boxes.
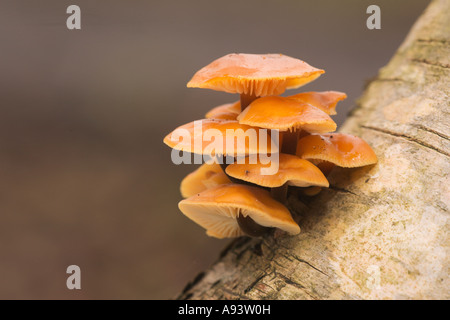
[178,0,450,300]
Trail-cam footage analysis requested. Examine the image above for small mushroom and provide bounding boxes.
[288,91,347,115]
[225,153,329,188]
[187,53,324,111]
[180,162,231,198]
[205,101,240,120]
[296,133,378,173]
[178,184,300,238]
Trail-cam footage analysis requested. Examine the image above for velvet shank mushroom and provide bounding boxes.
[289,91,347,115]
[178,184,300,238]
[163,119,277,157]
[237,95,337,152]
[187,53,324,111]
[164,53,377,240]
[296,133,378,171]
[225,153,329,188]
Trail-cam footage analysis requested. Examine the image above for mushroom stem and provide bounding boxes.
[271,130,300,203]
[217,154,236,181]
[271,182,289,203]
[240,93,259,111]
[237,213,271,237]
[219,157,270,190]
[281,129,300,154]
[219,161,243,184]
[218,155,249,185]
[315,160,336,176]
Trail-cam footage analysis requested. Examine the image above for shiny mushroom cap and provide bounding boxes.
[163,119,279,156]
[237,96,337,133]
[187,53,324,96]
[289,91,347,115]
[296,133,378,167]
[225,153,329,188]
[178,184,300,238]
[180,162,231,198]
[205,101,240,120]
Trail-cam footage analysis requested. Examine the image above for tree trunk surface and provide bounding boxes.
[178,0,449,300]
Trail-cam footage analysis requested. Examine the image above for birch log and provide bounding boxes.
[178,0,450,300]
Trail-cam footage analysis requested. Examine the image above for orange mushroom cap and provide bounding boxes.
[225,153,329,188]
[205,101,240,120]
[178,184,300,238]
[288,91,347,115]
[237,96,337,133]
[163,119,279,156]
[187,53,324,96]
[296,133,378,167]
[180,162,231,198]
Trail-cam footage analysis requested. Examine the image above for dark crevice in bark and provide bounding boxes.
[413,124,450,141]
[411,58,450,69]
[417,38,450,45]
[277,274,317,300]
[291,255,330,277]
[328,185,358,196]
[244,273,267,294]
[361,125,450,157]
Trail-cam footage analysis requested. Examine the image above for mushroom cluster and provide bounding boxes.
[164,53,377,239]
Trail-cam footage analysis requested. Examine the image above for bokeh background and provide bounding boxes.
[0,0,429,299]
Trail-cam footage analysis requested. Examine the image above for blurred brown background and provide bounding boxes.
[0,0,429,299]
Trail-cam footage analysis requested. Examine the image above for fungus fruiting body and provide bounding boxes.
[296,133,378,168]
[163,119,278,156]
[164,53,377,239]
[178,184,300,239]
[187,53,324,97]
[237,96,337,133]
[225,154,329,188]
[289,91,347,115]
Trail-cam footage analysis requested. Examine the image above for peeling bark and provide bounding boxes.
[178,0,450,300]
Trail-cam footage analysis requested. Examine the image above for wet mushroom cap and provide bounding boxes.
[180,162,231,198]
[205,101,240,120]
[178,184,300,239]
[288,91,347,115]
[225,153,329,188]
[296,133,378,167]
[163,119,279,156]
[187,53,324,96]
[237,96,337,133]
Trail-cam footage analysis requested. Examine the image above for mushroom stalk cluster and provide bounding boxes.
[164,53,377,239]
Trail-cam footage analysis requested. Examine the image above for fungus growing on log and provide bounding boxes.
[164,53,377,238]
